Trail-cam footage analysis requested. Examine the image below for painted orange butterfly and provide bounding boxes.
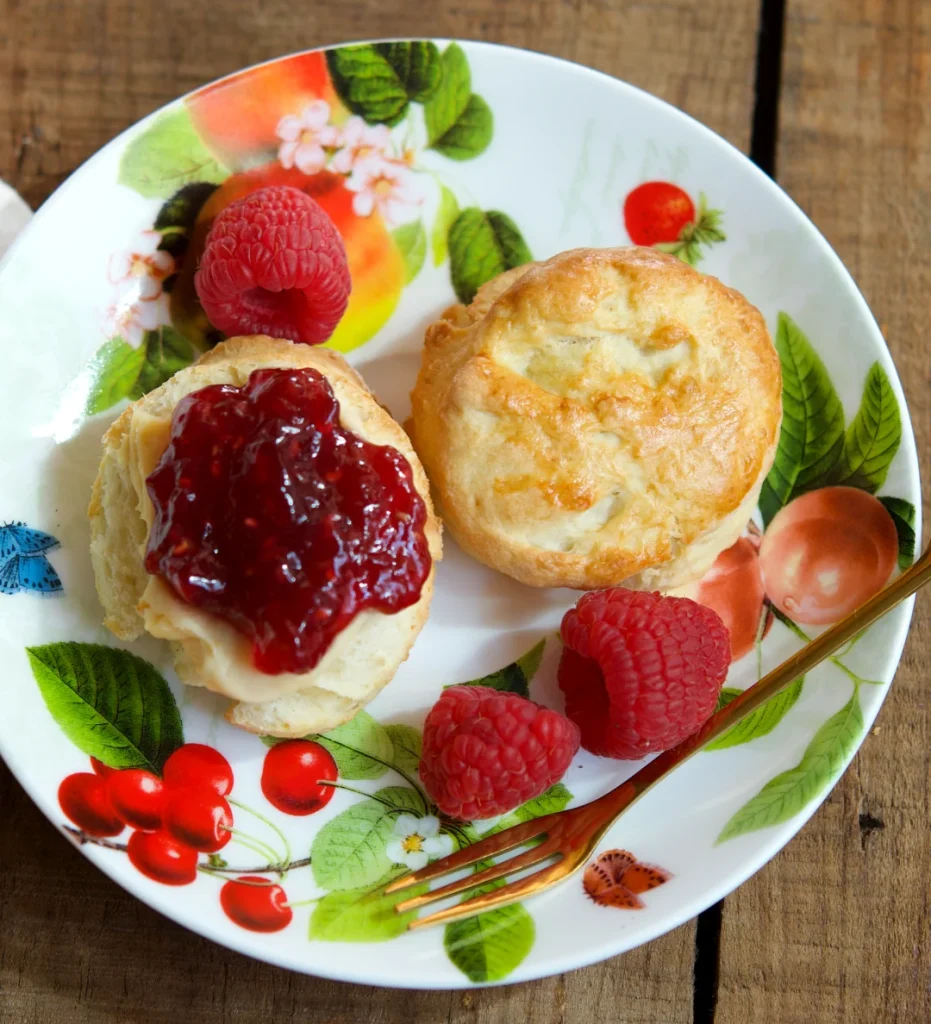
[582,849,671,910]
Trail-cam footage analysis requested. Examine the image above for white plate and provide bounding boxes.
[0,40,921,988]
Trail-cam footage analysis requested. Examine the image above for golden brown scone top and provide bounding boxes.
[409,247,782,590]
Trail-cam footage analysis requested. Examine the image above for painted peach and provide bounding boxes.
[186,52,343,168]
[695,536,767,661]
[170,164,405,354]
[758,486,898,625]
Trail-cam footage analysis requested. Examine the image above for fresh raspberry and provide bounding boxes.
[559,589,729,760]
[419,686,580,820]
[194,185,351,345]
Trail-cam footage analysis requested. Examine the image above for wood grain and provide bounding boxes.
[0,1,763,1021]
[715,1,931,1022]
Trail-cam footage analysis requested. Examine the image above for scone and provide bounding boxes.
[409,247,780,591]
[89,335,441,737]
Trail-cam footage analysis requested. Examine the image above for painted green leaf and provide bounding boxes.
[309,867,425,941]
[85,338,146,415]
[758,313,846,526]
[717,686,863,842]
[705,677,804,751]
[391,220,427,284]
[879,496,916,569]
[311,786,422,890]
[423,44,472,145]
[431,94,493,160]
[85,326,197,415]
[374,41,442,102]
[131,326,196,398]
[432,185,459,266]
[154,181,219,232]
[516,639,546,682]
[716,687,742,712]
[829,362,901,492]
[384,723,422,776]
[448,208,532,304]
[444,898,535,983]
[316,711,394,780]
[26,643,183,773]
[514,782,572,821]
[119,107,228,199]
[326,45,410,126]
[450,638,546,697]
[485,211,532,269]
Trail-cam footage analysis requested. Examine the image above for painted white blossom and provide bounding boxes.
[108,230,175,302]
[330,117,393,174]
[276,101,339,175]
[104,292,169,347]
[385,814,454,871]
[345,155,421,225]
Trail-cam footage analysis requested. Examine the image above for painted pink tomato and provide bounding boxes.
[695,537,768,661]
[758,486,898,625]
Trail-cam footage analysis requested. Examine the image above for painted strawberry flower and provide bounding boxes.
[345,156,421,225]
[108,231,175,302]
[105,293,169,347]
[330,117,393,175]
[385,814,454,871]
[276,101,339,175]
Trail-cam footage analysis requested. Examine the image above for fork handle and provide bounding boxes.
[589,539,931,827]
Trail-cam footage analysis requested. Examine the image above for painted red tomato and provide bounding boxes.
[759,487,899,625]
[623,182,696,247]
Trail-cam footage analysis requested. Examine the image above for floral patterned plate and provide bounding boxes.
[0,40,921,988]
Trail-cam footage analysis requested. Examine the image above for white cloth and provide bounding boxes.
[0,181,32,260]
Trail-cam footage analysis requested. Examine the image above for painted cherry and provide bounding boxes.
[759,486,899,625]
[220,875,293,932]
[107,769,165,831]
[58,772,123,837]
[695,536,767,661]
[261,740,337,816]
[163,743,234,797]
[162,789,233,852]
[127,829,199,885]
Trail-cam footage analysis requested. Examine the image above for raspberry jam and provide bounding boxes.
[145,368,431,675]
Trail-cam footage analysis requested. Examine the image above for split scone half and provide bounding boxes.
[89,335,441,737]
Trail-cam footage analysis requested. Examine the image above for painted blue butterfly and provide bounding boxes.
[0,521,63,596]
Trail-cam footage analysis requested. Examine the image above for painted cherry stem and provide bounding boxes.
[64,826,312,874]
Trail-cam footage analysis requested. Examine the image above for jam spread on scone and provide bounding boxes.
[144,367,431,675]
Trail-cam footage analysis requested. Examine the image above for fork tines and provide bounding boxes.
[384,814,564,930]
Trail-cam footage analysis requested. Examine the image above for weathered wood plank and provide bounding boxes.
[716,1,931,1020]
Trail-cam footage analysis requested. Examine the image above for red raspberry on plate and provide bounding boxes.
[194,185,351,345]
[419,686,580,820]
[559,589,729,760]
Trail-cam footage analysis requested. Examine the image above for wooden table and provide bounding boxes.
[1,1,928,1020]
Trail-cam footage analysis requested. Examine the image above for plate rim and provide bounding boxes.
[0,36,922,989]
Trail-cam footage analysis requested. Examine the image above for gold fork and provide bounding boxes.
[387,539,931,930]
